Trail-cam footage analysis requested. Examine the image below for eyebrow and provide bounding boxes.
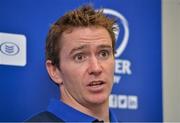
[69,45,88,55]
[97,44,112,49]
[69,44,112,55]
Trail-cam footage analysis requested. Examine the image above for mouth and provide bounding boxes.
[88,81,105,87]
[86,80,105,92]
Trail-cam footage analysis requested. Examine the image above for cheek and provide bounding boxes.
[105,59,115,73]
[61,64,87,86]
[65,62,88,77]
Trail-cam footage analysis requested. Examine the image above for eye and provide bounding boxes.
[73,53,87,63]
[98,50,110,59]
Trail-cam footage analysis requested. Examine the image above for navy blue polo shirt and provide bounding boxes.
[47,99,118,122]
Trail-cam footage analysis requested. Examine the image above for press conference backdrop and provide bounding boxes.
[0,0,162,122]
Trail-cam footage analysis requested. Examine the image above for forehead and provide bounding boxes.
[60,27,112,48]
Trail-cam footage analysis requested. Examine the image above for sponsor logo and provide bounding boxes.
[109,94,138,110]
[0,42,20,56]
[0,32,26,66]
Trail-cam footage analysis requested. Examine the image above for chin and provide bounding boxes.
[87,94,109,105]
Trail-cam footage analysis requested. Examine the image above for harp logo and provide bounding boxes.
[103,8,129,57]
[103,9,132,84]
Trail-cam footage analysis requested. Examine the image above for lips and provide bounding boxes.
[87,80,105,92]
[88,81,104,86]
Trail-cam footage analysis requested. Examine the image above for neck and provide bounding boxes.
[60,86,110,122]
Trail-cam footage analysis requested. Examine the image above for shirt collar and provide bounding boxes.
[47,98,118,122]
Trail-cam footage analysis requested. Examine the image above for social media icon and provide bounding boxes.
[128,95,138,109]
[118,95,127,109]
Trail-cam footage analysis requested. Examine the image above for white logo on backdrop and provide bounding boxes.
[0,32,27,66]
[109,94,138,110]
[0,42,20,56]
[102,9,132,84]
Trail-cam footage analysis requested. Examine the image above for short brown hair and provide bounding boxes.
[46,5,117,67]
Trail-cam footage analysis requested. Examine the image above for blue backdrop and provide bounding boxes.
[0,0,162,122]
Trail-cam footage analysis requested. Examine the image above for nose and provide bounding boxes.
[88,56,102,76]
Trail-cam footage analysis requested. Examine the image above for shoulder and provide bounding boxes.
[25,111,64,122]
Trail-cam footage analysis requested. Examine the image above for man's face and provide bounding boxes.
[58,27,115,107]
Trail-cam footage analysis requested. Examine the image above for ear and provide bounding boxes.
[46,60,63,85]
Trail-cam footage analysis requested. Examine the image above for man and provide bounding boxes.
[27,5,118,122]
